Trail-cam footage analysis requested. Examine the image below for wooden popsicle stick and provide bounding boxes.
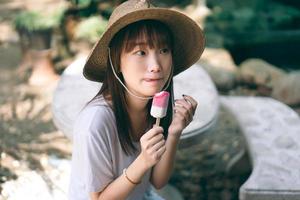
[155,118,160,126]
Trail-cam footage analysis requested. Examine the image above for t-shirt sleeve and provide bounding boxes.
[82,109,114,193]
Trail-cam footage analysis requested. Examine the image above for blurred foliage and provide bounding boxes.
[152,0,192,7]
[205,0,300,70]
[69,0,192,8]
[69,0,122,8]
[14,9,65,32]
[69,0,92,8]
[74,16,108,43]
[206,0,300,33]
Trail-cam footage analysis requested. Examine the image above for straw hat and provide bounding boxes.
[83,0,205,82]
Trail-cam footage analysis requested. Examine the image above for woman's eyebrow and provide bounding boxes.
[133,42,148,47]
[131,41,170,50]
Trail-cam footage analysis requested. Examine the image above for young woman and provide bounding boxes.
[68,0,205,199]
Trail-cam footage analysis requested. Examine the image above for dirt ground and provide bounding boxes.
[0,42,72,190]
[0,0,72,193]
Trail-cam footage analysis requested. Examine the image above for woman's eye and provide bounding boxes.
[136,51,146,56]
[160,48,170,54]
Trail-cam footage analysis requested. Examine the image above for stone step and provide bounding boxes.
[221,96,300,200]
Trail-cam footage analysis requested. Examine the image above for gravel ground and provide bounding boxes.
[171,105,251,200]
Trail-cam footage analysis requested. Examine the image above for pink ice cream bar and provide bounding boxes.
[151,91,170,119]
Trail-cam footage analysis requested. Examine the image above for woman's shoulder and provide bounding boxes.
[72,96,118,153]
[74,95,115,133]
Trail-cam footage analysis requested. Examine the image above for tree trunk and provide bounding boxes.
[17,29,32,75]
[17,28,59,86]
[28,49,59,86]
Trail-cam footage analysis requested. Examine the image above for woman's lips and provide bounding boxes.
[144,78,163,84]
[144,78,162,82]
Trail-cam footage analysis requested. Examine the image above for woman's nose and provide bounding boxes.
[148,54,161,73]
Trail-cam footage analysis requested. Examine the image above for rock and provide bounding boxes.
[202,65,236,91]
[187,4,211,26]
[200,48,237,74]
[198,48,238,90]
[171,2,211,26]
[273,135,298,150]
[155,184,184,200]
[272,71,300,106]
[238,59,286,89]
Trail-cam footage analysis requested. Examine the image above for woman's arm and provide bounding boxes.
[90,154,148,200]
[90,126,166,200]
[150,134,180,189]
[150,95,197,189]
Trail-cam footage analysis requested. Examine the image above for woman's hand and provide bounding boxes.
[168,95,198,138]
[139,126,166,169]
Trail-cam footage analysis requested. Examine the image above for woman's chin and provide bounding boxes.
[132,84,165,97]
[142,88,164,97]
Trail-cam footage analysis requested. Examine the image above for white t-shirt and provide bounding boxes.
[68,95,152,200]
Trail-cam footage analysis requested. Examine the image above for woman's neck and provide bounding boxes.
[126,93,149,114]
[126,93,151,141]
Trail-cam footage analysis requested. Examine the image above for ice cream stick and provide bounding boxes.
[155,118,160,126]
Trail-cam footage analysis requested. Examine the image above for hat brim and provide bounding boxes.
[83,8,205,82]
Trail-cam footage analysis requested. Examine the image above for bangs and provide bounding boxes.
[121,20,173,53]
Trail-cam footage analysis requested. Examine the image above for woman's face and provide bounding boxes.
[120,42,172,97]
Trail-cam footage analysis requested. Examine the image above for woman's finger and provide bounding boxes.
[183,95,198,111]
[151,139,165,152]
[156,145,166,158]
[173,105,190,125]
[174,101,193,121]
[141,126,163,141]
[147,133,164,148]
